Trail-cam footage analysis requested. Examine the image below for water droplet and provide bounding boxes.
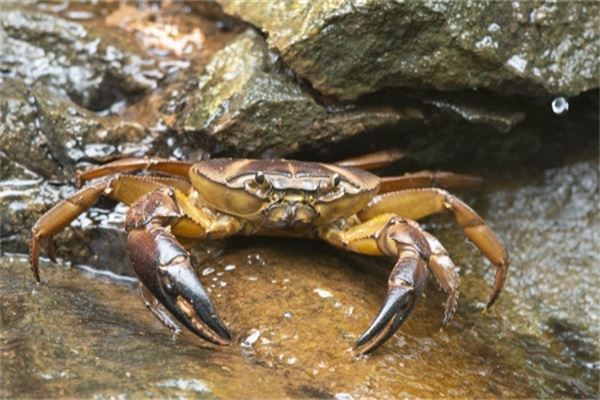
[313,288,333,298]
[551,97,569,114]
[286,356,297,365]
[487,23,501,33]
[506,55,528,74]
[241,329,261,348]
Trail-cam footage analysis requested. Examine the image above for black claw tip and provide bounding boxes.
[161,263,231,344]
[354,286,419,355]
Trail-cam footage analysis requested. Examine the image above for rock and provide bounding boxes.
[0,80,61,179]
[173,29,422,157]
[219,1,599,100]
[0,78,151,255]
[0,5,163,111]
[0,79,149,180]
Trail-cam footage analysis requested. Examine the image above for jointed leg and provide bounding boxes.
[336,148,405,170]
[321,214,432,355]
[359,188,508,308]
[422,231,459,324]
[31,169,236,345]
[77,157,193,185]
[379,171,483,193]
[30,175,192,281]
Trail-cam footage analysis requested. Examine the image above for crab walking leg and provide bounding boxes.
[359,188,508,308]
[77,157,193,185]
[379,171,483,193]
[421,231,460,325]
[126,188,234,345]
[30,175,192,281]
[336,148,405,170]
[321,213,431,355]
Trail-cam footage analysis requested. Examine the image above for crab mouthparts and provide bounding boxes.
[264,201,316,228]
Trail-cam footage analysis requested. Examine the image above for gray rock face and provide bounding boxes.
[0,78,150,254]
[219,1,599,100]
[175,29,421,157]
[0,79,148,180]
[0,6,163,110]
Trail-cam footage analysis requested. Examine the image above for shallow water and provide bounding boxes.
[1,155,597,398]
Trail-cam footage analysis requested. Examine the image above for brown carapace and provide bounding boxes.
[30,149,507,355]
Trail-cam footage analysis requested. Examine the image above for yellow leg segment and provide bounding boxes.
[335,148,405,170]
[30,175,203,281]
[359,188,508,308]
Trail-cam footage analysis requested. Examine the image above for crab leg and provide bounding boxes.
[126,188,232,345]
[30,175,191,281]
[321,213,432,355]
[359,188,508,308]
[77,157,193,185]
[379,171,482,193]
[336,148,405,170]
[422,231,460,325]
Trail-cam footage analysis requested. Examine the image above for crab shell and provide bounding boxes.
[190,159,380,228]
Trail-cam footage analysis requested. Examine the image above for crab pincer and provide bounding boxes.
[350,217,431,355]
[126,189,231,345]
[355,252,428,355]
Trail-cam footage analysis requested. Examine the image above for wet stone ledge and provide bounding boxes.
[0,5,163,111]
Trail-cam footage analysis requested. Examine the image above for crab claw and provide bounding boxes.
[128,227,231,346]
[355,252,428,355]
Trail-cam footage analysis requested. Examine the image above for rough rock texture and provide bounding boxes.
[0,5,163,110]
[0,79,149,180]
[173,29,422,157]
[0,78,150,253]
[219,1,599,100]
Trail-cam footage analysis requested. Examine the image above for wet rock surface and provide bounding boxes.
[0,79,150,180]
[0,4,162,111]
[1,1,599,398]
[172,29,418,157]
[0,77,157,253]
[219,1,599,100]
[1,154,598,398]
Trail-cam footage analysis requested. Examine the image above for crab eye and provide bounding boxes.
[319,174,341,193]
[244,172,271,199]
[332,173,340,186]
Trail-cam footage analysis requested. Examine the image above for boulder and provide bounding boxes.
[0,5,163,110]
[219,1,599,100]
[174,29,422,157]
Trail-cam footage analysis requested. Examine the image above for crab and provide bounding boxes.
[30,149,508,355]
